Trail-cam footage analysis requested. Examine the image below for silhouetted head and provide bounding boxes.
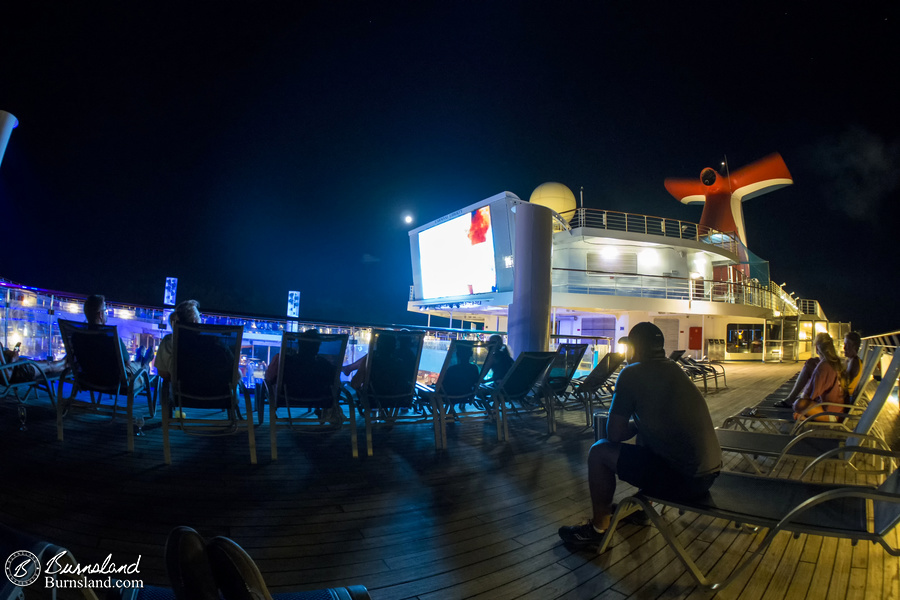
[626,322,666,363]
[84,294,107,325]
[171,299,201,329]
[298,329,322,357]
[455,344,474,363]
[843,332,861,358]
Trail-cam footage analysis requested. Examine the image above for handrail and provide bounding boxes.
[557,208,740,255]
[550,267,793,312]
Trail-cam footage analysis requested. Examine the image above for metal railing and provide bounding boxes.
[557,208,740,255]
[1,281,503,389]
[551,267,792,312]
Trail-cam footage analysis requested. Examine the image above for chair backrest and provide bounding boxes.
[874,466,900,536]
[850,344,883,403]
[275,331,348,407]
[546,343,589,394]
[668,349,686,361]
[172,322,243,404]
[434,339,494,399]
[0,342,11,386]
[364,329,425,408]
[575,352,625,394]
[58,318,128,392]
[849,349,900,443]
[496,351,556,400]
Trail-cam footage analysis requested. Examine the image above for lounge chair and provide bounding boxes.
[544,343,589,404]
[682,354,726,387]
[597,447,900,590]
[160,322,257,465]
[723,344,883,433]
[352,328,426,457]
[715,348,900,475]
[560,351,625,425]
[1,341,61,410]
[261,331,355,460]
[418,339,495,450]
[478,351,556,440]
[55,319,156,452]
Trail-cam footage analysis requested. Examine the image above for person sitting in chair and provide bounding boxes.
[83,294,142,377]
[484,335,513,382]
[558,322,721,549]
[153,299,201,381]
[2,343,67,383]
[265,329,336,400]
[788,332,847,422]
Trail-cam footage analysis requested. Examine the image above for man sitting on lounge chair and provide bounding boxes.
[559,322,722,549]
[2,344,67,383]
[83,294,144,376]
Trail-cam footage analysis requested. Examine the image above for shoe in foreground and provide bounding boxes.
[558,521,606,549]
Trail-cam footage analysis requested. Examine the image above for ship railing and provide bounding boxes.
[1,280,504,390]
[556,208,740,255]
[551,267,790,311]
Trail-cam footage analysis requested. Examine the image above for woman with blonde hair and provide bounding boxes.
[792,332,847,422]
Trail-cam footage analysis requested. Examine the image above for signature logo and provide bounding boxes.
[5,550,41,587]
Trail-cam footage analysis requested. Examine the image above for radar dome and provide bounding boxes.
[529,182,577,218]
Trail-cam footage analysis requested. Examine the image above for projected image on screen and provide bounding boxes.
[419,206,496,299]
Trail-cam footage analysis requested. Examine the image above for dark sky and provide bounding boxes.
[2,3,898,334]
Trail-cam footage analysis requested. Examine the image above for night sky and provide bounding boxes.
[2,3,898,334]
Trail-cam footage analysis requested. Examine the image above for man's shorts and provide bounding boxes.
[617,443,718,501]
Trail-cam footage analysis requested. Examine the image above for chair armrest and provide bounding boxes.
[799,446,900,479]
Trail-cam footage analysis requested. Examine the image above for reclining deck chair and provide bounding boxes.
[478,351,556,441]
[545,343,588,405]
[716,348,900,476]
[418,339,495,450]
[682,355,726,387]
[597,447,900,590]
[161,322,257,465]
[353,328,426,457]
[261,331,355,459]
[56,318,156,452]
[1,341,61,411]
[561,351,625,425]
[724,344,883,433]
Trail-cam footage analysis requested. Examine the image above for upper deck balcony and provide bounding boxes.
[556,207,741,258]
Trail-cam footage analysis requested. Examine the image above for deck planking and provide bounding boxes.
[1,361,899,599]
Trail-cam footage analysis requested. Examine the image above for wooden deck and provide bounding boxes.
[2,361,899,599]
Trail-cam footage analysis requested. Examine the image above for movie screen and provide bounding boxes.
[418,206,496,299]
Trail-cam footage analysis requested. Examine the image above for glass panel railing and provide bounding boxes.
[2,281,504,390]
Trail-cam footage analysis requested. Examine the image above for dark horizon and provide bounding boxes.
[2,3,898,335]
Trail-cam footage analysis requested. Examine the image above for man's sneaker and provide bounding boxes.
[558,521,606,549]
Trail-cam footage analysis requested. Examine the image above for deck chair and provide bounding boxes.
[418,339,495,450]
[262,331,355,460]
[597,447,900,590]
[56,319,156,452]
[561,352,625,425]
[1,341,61,410]
[716,348,900,475]
[545,343,589,404]
[676,355,717,392]
[682,355,726,387]
[161,322,257,465]
[724,344,883,433]
[353,328,426,457]
[478,351,556,441]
